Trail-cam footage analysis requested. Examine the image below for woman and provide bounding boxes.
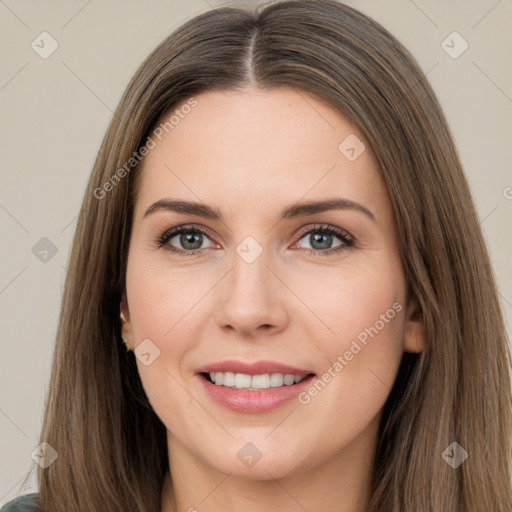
[4,0,511,511]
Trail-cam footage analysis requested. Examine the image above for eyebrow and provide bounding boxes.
[143,197,376,223]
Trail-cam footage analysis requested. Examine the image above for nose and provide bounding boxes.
[214,247,289,338]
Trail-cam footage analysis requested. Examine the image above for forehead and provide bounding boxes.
[133,86,388,222]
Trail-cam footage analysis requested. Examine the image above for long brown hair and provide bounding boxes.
[21,1,511,510]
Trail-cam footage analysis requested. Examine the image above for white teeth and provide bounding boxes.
[222,371,235,387]
[283,374,295,385]
[208,372,306,390]
[234,373,252,388]
[270,373,284,387]
[251,374,270,389]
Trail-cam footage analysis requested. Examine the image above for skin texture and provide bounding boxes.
[120,86,425,512]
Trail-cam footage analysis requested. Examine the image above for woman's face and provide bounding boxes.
[121,86,423,481]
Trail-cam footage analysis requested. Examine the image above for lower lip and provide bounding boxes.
[198,374,316,413]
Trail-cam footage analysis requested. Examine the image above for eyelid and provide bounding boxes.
[294,223,353,241]
[160,223,215,241]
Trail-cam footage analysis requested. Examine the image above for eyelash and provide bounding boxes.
[154,223,355,257]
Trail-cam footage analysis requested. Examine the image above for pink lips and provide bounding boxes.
[195,359,316,414]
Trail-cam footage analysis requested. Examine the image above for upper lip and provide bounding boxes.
[196,359,314,377]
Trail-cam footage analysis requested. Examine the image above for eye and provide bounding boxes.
[155,225,217,255]
[292,224,354,255]
[154,223,355,256]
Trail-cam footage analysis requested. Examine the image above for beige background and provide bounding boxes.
[1,0,511,504]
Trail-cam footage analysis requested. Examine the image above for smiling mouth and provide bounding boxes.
[201,371,316,391]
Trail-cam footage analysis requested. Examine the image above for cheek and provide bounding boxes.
[126,249,210,343]
[300,254,404,348]
[124,254,194,401]
[295,258,406,410]
[331,271,403,352]
[125,254,203,432]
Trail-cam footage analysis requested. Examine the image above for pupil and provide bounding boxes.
[311,233,331,250]
[181,232,202,250]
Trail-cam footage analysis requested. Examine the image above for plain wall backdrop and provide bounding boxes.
[1,0,511,505]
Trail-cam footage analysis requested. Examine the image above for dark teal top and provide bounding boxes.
[1,493,40,512]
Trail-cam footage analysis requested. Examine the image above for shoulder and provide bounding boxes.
[1,493,40,512]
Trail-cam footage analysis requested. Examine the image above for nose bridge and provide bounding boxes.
[229,235,273,305]
[215,234,288,334]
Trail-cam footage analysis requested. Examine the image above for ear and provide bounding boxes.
[403,296,425,353]
[120,295,133,350]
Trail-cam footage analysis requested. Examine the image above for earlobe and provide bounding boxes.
[403,298,425,354]
[120,291,130,322]
[120,300,133,350]
[120,301,130,323]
